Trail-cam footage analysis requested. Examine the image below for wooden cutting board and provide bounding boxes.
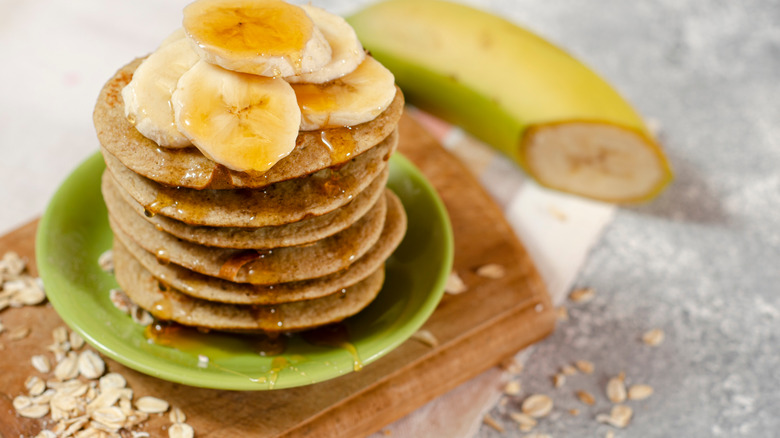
[0,114,554,437]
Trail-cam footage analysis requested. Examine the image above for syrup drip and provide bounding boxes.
[155,249,170,265]
[319,128,357,164]
[303,323,363,372]
[254,333,288,357]
[267,356,289,389]
[145,189,209,223]
[218,250,263,281]
[249,305,284,330]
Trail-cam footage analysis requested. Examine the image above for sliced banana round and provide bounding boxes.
[121,37,200,148]
[293,56,396,131]
[285,5,365,84]
[171,60,301,172]
[183,0,332,77]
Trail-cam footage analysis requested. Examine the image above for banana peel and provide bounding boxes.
[348,0,672,203]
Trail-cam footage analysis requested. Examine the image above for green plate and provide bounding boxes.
[36,152,453,391]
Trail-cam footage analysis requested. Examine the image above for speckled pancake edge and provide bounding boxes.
[102,130,396,228]
[93,57,404,190]
[113,242,385,333]
[112,190,407,304]
[108,191,388,285]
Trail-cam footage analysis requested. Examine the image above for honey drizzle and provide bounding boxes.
[218,250,263,281]
[319,127,357,164]
[303,323,362,372]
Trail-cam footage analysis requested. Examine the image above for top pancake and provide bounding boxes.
[93,57,405,190]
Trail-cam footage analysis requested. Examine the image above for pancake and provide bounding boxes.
[102,129,396,228]
[102,167,386,249]
[108,191,388,285]
[113,190,407,304]
[93,57,404,190]
[113,241,385,333]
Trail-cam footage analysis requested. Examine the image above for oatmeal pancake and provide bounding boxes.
[94,58,404,190]
[113,242,385,333]
[102,169,386,249]
[112,190,407,305]
[108,192,388,285]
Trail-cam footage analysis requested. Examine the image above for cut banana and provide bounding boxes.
[349,0,673,202]
[121,37,200,148]
[293,57,396,131]
[285,5,365,84]
[171,60,301,172]
[183,0,332,77]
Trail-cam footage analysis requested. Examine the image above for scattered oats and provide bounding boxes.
[569,287,595,303]
[628,384,654,400]
[7,277,46,306]
[475,263,505,279]
[509,412,537,431]
[642,329,665,346]
[91,406,126,431]
[556,306,569,321]
[501,358,524,374]
[169,423,195,438]
[576,390,596,406]
[17,403,50,419]
[597,404,633,428]
[63,417,90,436]
[109,288,132,315]
[87,387,132,413]
[52,326,69,344]
[54,352,80,381]
[521,394,553,418]
[482,414,505,433]
[98,250,114,273]
[135,396,169,413]
[131,304,154,326]
[70,331,85,350]
[25,375,46,396]
[131,432,151,438]
[1,251,26,276]
[605,431,615,438]
[119,397,134,416]
[8,326,30,341]
[0,297,9,312]
[444,271,467,295]
[78,350,106,379]
[36,431,57,438]
[410,329,439,348]
[575,360,594,374]
[561,365,578,376]
[13,395,33,411]
[51,392,80,413]
[170,406,187,424]
[504,380,522,396]
[568,408,580,416]
[553,374,566,388]
[76,427,110,438]
[56,379,90,397]
[32,354,51,373]
[99,373,127,391]
[32,389,57,405]
[607,376,627,403]
[197,354,209,369]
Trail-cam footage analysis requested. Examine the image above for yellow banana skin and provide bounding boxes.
[348,0,672,203]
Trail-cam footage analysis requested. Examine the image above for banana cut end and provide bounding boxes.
[521,121,673,203]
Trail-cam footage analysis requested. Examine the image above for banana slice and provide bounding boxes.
[183,0,332,77]
[121,37,200,148]
[293,57,396,131]
[285,5,365,84]
[171,60,301,172]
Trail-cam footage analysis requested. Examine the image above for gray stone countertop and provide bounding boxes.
[468,0,780,436]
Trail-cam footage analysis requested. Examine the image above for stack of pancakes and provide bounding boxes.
[93,59,407,333]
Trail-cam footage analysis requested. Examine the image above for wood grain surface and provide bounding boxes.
[0,114,554,437]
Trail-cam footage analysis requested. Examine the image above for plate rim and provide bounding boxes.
[36,151,453,390]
